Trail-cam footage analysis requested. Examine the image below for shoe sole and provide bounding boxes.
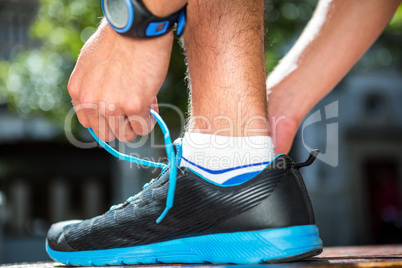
[46,225,323,265]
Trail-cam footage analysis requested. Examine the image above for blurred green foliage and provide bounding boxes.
[389,4,402,33]
[265,0,318,72]
[265,0,402,73]
[0,0,102,123]
[368,4,402,71]
[0,0,400,129]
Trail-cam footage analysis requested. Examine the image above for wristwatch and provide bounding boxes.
[101,0,186,38]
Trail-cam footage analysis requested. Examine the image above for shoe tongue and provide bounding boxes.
[173,137,183,167]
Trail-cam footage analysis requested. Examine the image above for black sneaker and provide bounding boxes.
[46,148,323,265]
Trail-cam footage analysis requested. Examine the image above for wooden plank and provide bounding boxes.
[1,246,402,268]
[311,245,402,267]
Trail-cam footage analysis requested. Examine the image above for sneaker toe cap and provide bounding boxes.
[47,220,81,252]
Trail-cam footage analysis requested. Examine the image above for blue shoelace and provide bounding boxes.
[88,110,176,223]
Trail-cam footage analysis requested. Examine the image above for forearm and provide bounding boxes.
[267,0,401,123]
[143,0,188,17]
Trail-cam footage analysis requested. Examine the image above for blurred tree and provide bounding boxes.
[0,0,188,131]
[265,0,318,72]
[0,0,102,125]
[0,0,400,130]
[265,0,402,73]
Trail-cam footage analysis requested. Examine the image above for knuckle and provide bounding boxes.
[103,108,114,117]
[80,121,91,128]
[104,105,119,118]
[76,114,90,128]
[79,94,99,115]
[67,78,78,99]
[122,101,142,115]
[79,93,93,104]
[131,119,153,136]
[138,127,152,136]
[115,135,127,143]
[104,135,115,142]
[97,127,114,142]
[126,132,136,142]
[85,106,98,116]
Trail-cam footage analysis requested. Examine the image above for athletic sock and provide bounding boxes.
[179,132,275,185]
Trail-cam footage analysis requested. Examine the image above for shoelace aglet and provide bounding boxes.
[156,207,170,223]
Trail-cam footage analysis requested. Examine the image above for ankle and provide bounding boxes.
[188,113,270,137]
[179,132,275,185]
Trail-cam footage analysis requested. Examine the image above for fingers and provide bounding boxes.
[268,114,298,155]
[149,97,158,131]
[121,97,155,137]
[107,104,137,142]
[70,76,135,142]
[87,101,115,142]
[71,99,91,128]
[70,84,115,141]
[68,75,91,129]
[71,93,156,142]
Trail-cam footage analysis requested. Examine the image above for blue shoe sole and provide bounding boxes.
[46,225,323,265]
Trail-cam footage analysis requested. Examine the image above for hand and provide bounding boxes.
[267,86,304,155]
[68,19,173,142]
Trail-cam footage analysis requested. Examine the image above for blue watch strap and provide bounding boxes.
[102,0,187,38]
[176,8,186,37]
[145,21,170,37]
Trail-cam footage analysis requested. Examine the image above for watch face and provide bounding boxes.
[104,0,130,29]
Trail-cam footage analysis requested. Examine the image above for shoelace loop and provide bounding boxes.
[88,109,176,223]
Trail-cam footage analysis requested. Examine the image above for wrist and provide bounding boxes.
[97,18,174,62]
[142,0,187,17]
[101,0,187,38]
[267,64,333,125]
[268,83,310,125]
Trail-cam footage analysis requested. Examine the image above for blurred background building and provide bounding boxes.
[294,73,402,246]
[0,0,401,264]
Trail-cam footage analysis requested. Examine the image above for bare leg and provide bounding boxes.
[183,0,268,137]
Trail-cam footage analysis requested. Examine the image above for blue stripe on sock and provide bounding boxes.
[221,171,261,185]
[181,156,270,175]
[188,168,263,187]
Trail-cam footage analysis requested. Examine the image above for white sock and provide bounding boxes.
[179,133,275,185]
